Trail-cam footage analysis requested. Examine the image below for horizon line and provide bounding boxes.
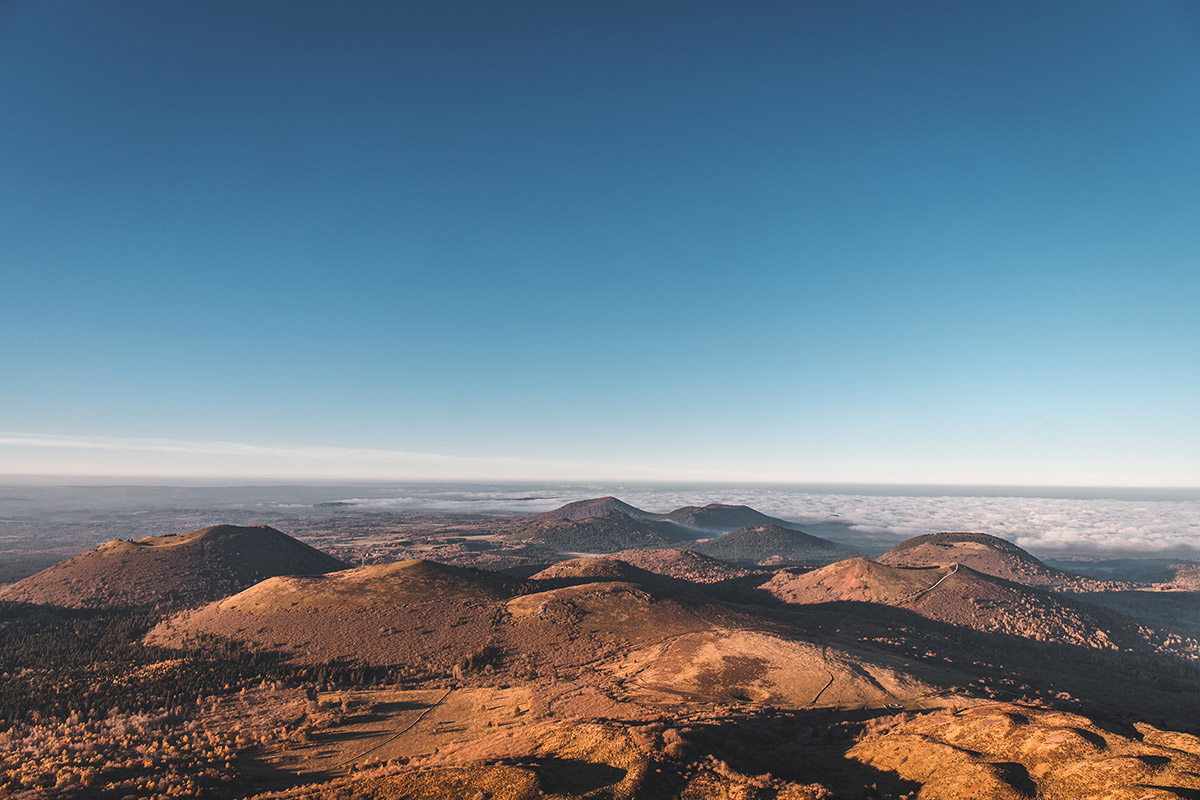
[1,473,1198,492]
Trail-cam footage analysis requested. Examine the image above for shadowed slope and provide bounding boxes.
[658,503,799,533]
[606,548,754,583]
[530,556,662,584]
[523,498,816,542]
[153,556,946,711]
[525,556,711,600]
[511,511,688,553]
[764,558,1142,649]
[526,497,651,523]
[0,524,347,609]
[693,523,854,565]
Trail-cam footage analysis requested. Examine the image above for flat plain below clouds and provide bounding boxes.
[6,482,1196,557]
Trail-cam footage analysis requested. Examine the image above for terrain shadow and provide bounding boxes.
[680,708,922,796]
[527,757,627,794]
[772,599,1200,733]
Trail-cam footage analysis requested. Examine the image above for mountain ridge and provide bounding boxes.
[0,524,347,608]
[693,522,854,564]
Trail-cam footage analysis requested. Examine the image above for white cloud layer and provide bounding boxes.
[597,488,1200,555]
[3,434,1198,555]
[304,485,1200,555]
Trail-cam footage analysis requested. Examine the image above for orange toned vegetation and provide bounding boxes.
[0,525,346,609]
[6,506,1200,799]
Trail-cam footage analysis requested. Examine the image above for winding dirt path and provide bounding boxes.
[899,563,959,604]
[335,688,453,768]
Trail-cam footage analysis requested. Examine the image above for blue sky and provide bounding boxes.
[2,1,1198,485]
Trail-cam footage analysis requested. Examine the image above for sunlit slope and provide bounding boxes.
[879,531,1111,592]
[526,496,652,523]
[765,557,1146,649]
[850,702,1200,800]
[154,556,947,710]
[0,524,346,609]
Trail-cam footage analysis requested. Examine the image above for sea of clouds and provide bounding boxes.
[3,482,1197,557]
[320,484,1200,556]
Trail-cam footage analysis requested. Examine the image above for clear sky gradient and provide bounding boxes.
[2,1,1198,485]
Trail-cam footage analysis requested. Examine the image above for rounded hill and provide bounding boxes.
[878,532,1110,592]
[660,503,796,533]
[764,557,1135,649]
[511,511,682,553]
[526,496,650,523]
[606,548,754,583]
[693,523,853,565]
[151,554,944,712]
[530,557,657,584]
[0,524,347,609]
[149,559,514,667]
[526,556,700,597]
[213,558,511,613]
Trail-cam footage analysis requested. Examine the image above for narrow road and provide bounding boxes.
[809,668,837,706]
[900,563,959,604]
[336,688,453,768]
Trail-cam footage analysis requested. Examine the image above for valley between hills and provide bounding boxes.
[3,497,1200,799]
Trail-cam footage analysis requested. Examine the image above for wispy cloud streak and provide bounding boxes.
[0,432,713,481]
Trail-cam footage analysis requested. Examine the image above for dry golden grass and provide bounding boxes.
[850,702,1200,799]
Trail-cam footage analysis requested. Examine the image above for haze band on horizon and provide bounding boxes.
[1,1,1196,490]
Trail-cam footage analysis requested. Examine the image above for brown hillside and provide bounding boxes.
[611,627,934,709]
[764,557,1140,649]
[607,548,755,583]
[850,702,1200,800]
[153,557,944,711]
[694,523,854,565]
[879,531,1115,592]
[0,524,346,609]
[530,556,660,584]
[526,496,651,523]
[149,560,514,667]
[511,511,684,553]
[658,503,797,533]
[526,556,707,599]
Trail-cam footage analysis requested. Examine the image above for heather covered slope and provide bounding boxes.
[763,557,1150,650]
[15,511,1200,800]
[693,523,854,564]
[0,524,346,608]
[657,503,799,533]
[878,531,1112,591]
[850,702,1200,800]
[607,547,754,583]
[152,556,945,711]
[510,510,688,553]
[530,556,667,585]
[149,559,513,668]
[526,556,716,599]
[526,497,806,538]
